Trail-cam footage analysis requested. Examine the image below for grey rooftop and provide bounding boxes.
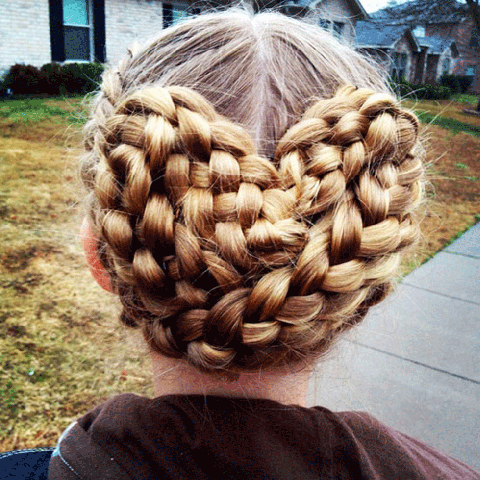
[356,21,412,48]
[308,223,480,470]
[418,35,455,54]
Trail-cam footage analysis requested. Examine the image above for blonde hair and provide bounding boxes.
[81,10,424,376]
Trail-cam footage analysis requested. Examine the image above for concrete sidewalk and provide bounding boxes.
[307,223,480,469]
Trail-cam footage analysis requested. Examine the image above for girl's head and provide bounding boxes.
[81,10,424,378]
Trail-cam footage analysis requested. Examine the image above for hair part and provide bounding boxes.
[97,10,392,157]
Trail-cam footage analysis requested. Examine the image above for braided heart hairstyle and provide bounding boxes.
[81,11,424,375]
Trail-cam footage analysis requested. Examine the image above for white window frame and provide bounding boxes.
[63,0,94,63]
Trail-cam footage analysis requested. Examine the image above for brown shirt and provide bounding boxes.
[48,393,479,479]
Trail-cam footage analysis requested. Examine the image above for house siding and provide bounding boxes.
[0,0,51,74]
[1,0,477,93]
[426,19,480,93]
[104,0,164,65]
[0,0,167,74]
[426,22,458,39]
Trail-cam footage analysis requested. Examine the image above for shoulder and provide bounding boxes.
[326,410,480,480]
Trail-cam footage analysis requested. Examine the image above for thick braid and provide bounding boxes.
[83,82,423,374]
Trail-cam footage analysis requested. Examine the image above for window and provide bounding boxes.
[465,64,477,76]
[391,52,408,80]
[163,3,199,28]
[333,22,344,37]
[319,18,345,38]
[49,0,105,63]
[63,0,92,61]
[319,18,330,30]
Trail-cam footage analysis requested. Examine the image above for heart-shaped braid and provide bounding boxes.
[83,80,423,374]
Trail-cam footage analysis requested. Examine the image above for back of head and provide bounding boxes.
[81,10,424,376]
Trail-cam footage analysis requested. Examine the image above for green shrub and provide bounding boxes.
[40,63,65,95]
[1,62,104,97]
[58,62,104,95]
[393,80,452,100]
[1,64,43,95]
[452,93,478,107]
[440,74,473,94]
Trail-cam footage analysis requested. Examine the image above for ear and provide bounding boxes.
[80,217,114,292]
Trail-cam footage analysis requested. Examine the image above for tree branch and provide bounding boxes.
[464,0,480,35]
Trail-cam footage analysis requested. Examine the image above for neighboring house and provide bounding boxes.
[0,0,368,76]
[0,0,203,74]
[415,36,458,84]
[1,0,475,93]
[372,1,480,93]
[256,0,368,43]
[311,0,368,44]
[356,20,459,86]
[425,18,479,91]
[355,21,420,83]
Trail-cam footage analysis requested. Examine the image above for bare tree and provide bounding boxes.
[465,0,480,35]
[379,0,478,34]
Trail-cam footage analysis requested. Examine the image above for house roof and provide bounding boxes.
[356,21,420,51]
[371,0,466,25]
[299,0,368,19]
[267,0,368,20]
[418,36,458,55]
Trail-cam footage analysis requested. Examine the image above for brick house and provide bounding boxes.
[287,0,368,44]
[355,21,421,83]
[415,36,458,85]
[244,0,368,43]
[372,1,480,93]
[0,0,202,74]
[1,0,474,93]
[0,0,369,76]
[356,20,459,86]
[425,18,479,92]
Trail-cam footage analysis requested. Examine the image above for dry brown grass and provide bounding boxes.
[413,125,480,266]
[0,97,478,450]
[0,106,153,450]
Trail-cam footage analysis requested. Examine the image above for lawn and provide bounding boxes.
[452,93,479,107]
[403,97,480,137]
[0,95,479,450]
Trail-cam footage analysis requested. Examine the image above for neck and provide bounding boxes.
[150,351,313,407]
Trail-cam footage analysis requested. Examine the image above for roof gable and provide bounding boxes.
[356,21,419,51]
[418,36,458,55]
[309,0,368,19]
